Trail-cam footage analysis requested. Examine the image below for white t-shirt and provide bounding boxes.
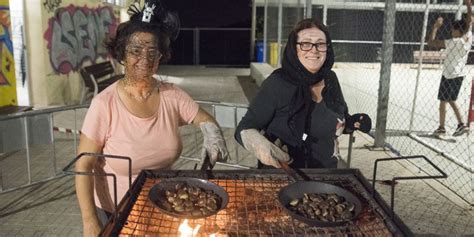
[443,31,472,79]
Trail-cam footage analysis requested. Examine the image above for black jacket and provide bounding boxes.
[235,68,348,168]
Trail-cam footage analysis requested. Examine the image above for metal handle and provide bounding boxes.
[200,153,213,179]
[62,152,132,218]
[278,161,312,182]
[279,161,300,182]
[371,155,447,218]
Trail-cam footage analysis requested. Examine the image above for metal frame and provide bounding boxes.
[62,152,132,218]
[372,155,448,218]
[101,168,414,236]
[0,104,89,194]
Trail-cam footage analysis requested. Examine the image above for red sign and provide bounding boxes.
[469,79,474,125]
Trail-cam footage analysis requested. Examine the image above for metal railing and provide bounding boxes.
[0,104,89,193]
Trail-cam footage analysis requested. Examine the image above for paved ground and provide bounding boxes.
[0,66,473,236]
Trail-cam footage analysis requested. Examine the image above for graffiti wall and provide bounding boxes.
[44,4,118,75]
[0,0,16,106]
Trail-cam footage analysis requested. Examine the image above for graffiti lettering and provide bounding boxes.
[44,5,117,75]
[0,22,14,86]
[43,0,62,13]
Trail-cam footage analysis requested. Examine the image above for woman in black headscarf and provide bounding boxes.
[235,18,371,169]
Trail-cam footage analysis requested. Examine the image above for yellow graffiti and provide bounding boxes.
[0,2,17,106]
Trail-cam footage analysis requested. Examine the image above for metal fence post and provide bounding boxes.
[193,28,200,65]
[409,0,430,132]
[23,117,31,184]
[277,0,282,66]
[251,0,256,61]
[374,0,396,148]
[306,0,312,18]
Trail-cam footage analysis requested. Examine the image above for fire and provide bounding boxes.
[178,219,201,237]
[178,219,219,237]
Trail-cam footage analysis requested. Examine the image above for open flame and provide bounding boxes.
[178,219,219,237]
[178,219,201,237]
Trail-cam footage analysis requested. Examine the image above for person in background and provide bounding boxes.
[428,0,472,137]
[75,1,228,236]
[235,18,371,169]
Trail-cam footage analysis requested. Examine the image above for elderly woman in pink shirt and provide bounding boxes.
[75,1,228,236]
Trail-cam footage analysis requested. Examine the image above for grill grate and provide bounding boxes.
[102,169,410,236]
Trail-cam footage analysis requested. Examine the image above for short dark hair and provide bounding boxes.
[452,18,469,34]
[106,21,172,64]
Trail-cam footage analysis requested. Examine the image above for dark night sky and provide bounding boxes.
[163,0,251,28]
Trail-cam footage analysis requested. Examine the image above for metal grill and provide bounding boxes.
[101,169,411,236]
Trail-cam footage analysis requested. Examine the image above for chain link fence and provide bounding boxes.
[258,0,473,206]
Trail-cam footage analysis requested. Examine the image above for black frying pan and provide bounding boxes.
[148,155,229,219]
[278,162,362,227]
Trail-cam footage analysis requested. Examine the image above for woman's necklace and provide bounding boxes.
[122,79,158,102]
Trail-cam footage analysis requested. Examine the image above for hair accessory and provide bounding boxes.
[142,2,156,23]
[126,0,180,41]
[127,1,142,16]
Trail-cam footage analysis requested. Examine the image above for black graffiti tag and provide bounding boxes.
[43,0,62,13]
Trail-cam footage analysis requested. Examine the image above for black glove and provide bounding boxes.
[346,113,372,133]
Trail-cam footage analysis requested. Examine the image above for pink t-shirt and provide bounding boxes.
[81,81,199,212]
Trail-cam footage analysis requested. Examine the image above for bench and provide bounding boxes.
[413,50,445,65]
[80,61,124,103]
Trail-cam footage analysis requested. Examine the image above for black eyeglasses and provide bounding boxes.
[296,42,329,52]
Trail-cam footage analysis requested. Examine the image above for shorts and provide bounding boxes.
[437,76,464,101]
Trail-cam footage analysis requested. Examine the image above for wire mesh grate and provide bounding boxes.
[104,170,408,236]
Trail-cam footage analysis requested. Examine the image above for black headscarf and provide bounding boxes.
[280,19,335,147]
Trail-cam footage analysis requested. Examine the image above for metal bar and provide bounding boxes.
[346,133,354,168]
[23,117,32,184]
[374,0,396,148]
[51,113,57,175]
[193,28,200,65]
[263,0,268,63]
[62,152,133,217]
[332,39,433,46]
[233,106,240,164]
[323,4,327,25]
[455,0,463,20]
[180,156,252,169]
[408,133,473,173]
[251,0,257,61]
[277,0,283,66]
[305,0,312,18]
[254,1,465,13]
[180,27,251,31]
[195,100,248,108]
[372,155,447,218]
[0,104,89,121]
[410,0,430,132]
[73,109,78,153]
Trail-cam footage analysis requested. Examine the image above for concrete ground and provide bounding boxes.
[0,65,473,236]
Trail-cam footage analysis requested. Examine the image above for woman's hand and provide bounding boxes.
[200,122,229,166]
[311,80,325,103]
[240,129,291,168]
[434,17,443,29]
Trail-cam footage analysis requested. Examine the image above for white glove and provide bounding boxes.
[240,129,291,168]
[200,122,229,166]
[335,118,345,137]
